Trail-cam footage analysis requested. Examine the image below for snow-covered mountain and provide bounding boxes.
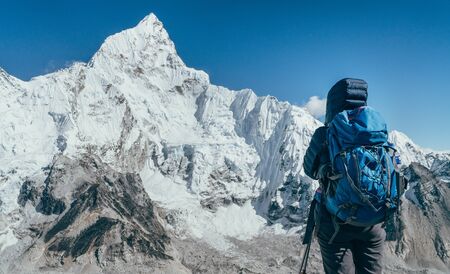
[0,13,449,273]
[389,130,450,168]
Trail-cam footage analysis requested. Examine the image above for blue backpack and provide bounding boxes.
[325,106,401,229]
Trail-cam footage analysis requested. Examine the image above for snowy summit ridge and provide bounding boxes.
[389,130,450,168]
[0,13,449,274]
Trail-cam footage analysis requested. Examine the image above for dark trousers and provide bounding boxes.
[315,205,386,274]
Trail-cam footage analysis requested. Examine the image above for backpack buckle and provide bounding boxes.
[328,173,343,181]
[385,198,392,208]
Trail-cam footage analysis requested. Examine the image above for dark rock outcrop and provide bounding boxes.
[17,180,39,207]
[18,155,172,270]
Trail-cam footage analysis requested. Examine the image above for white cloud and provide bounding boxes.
[303,96,327,119]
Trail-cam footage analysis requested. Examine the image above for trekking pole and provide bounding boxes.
[299,199,317,274]
[299,240,311,274]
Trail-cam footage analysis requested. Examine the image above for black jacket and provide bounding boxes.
[303,126,328,180]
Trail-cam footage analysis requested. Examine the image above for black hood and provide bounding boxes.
[325,78,368,125]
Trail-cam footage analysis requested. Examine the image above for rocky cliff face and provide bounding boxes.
[384,162,450,273]
[3,156,186,273]
[0,13,449,274]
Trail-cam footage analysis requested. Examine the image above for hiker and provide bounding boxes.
[301,78,405,274]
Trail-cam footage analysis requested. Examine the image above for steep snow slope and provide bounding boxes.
[0,12,449,273]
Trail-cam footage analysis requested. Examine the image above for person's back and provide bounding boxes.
[302,78,404,274]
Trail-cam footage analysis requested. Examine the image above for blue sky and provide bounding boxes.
[1,0,449,150]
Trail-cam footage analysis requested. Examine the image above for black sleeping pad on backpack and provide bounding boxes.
[325,78,368,125]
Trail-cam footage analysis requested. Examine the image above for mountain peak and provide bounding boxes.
[89,12,179,69]
[136,13,161,28]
